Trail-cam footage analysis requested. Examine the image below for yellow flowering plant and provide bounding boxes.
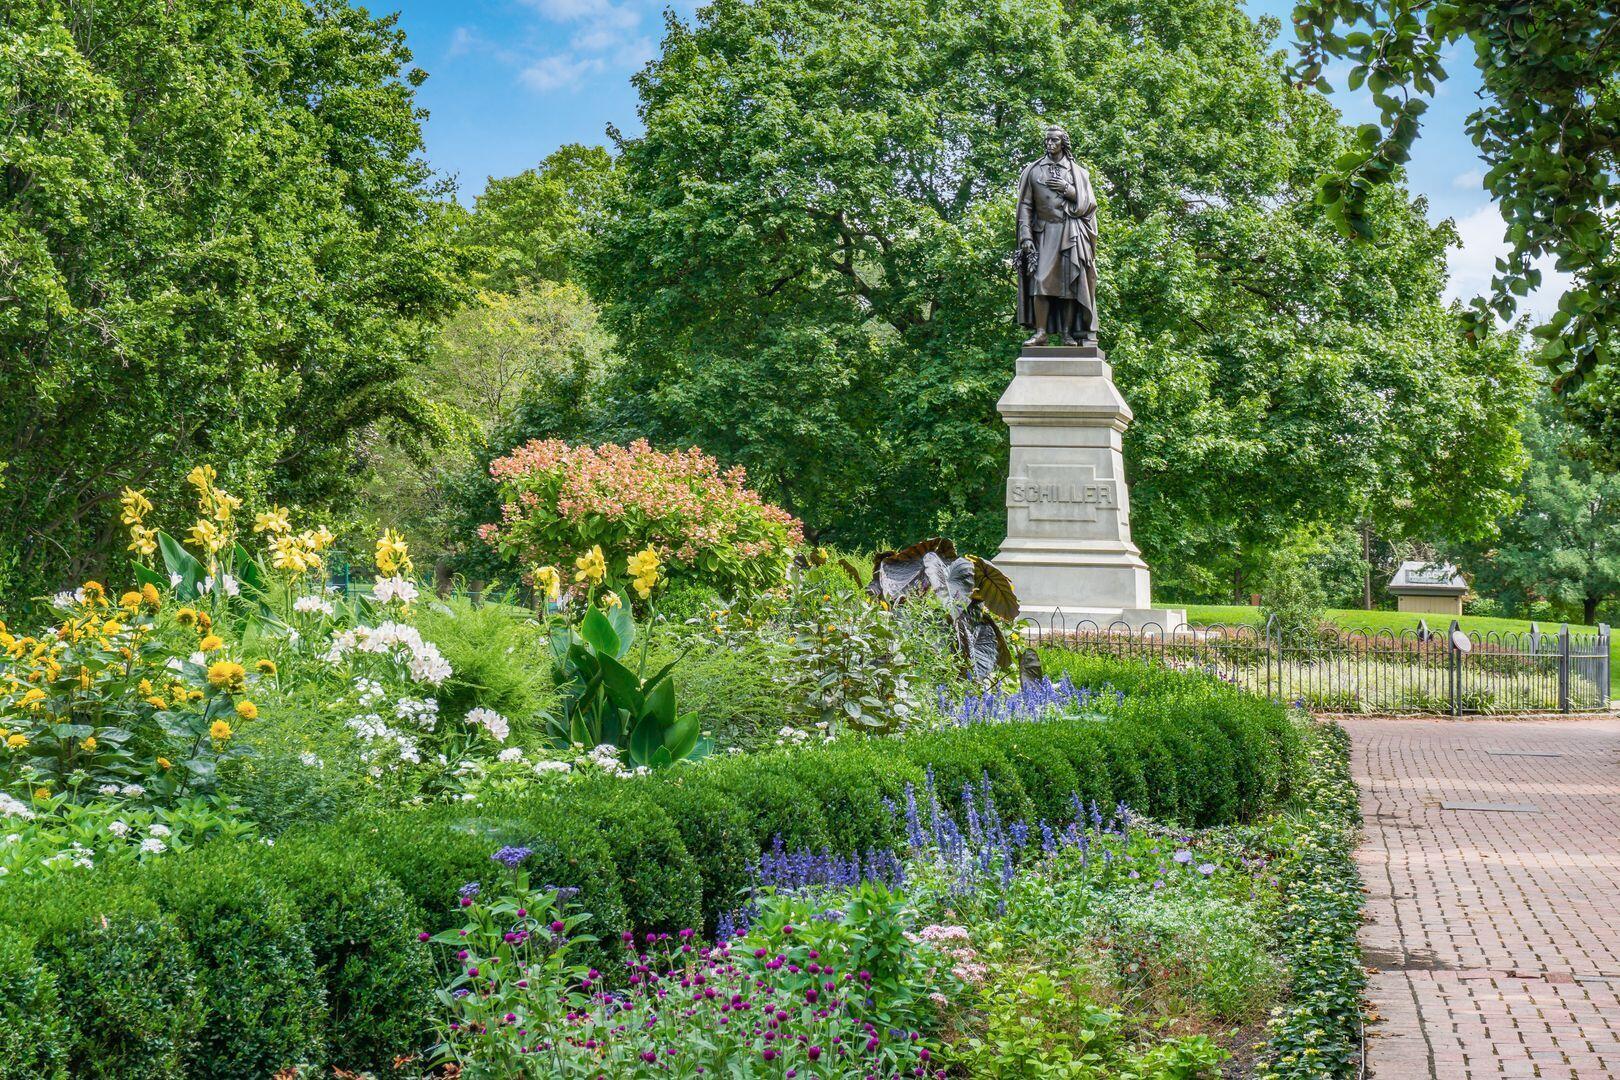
[0,584,257,805]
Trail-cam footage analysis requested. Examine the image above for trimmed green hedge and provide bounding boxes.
[0,656,1297,1076]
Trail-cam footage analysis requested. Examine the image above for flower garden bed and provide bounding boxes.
[0,472,1364,1077]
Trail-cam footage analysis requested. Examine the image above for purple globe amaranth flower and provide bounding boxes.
[491,845,533,868]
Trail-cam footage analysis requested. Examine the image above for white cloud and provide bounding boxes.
[1451,168,1483,190]
[489,0,652,95]
[519,53,602,92]
[1445,204,1574,324]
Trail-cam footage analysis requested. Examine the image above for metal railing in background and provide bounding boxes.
[1023,614,1612,714]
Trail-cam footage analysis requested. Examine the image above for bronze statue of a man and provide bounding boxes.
[1016,125,1097,347]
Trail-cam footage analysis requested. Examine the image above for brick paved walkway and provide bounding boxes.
[1347,716,1620,1079]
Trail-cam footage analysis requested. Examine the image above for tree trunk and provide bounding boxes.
[1233,564,1244,606]
[1584,594,1599,626]
[1362,520,1374,609]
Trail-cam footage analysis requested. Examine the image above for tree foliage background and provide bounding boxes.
[1450,387,1620,625]
[2,0,1553,608]
[585,0,1531,598]
[0,0,461,601]
[1290,1,1619,452]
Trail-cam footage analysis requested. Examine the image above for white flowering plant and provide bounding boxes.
[0,790,256,879]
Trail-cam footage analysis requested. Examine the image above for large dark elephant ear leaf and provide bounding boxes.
[870,537,957,601]
[961,611,1011,681]
[968,555,1019,622]
[922,552,977,613]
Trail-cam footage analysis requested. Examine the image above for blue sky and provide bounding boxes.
[393,0,1565,317]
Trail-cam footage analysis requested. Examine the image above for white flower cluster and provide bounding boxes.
[497,746,525,763]
[465,707,510,743]
[774,721,835,747]
[355,677,388,707]
[97,783,145,798]
[324,622,452,686]
[0,793,35,821]
[347,712,422,766]
[395,696,439,731]
[42,842,96,870]
[299,751,323,768]
[583,743,649,778]
[51,588,87,609]
[371,576,420,605]
[294,595,336,617]
[533,759,572,776]
[199,573,240,597]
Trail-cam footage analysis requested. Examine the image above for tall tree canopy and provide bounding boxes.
[453,144,619,291]
[588,0,1530,591]
[1291,2,1620,450]
[0,0,460,598]
[1452,388,1620,626]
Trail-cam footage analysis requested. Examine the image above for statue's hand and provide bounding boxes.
[1043,174,1072,195]
[1019,238,1035,253]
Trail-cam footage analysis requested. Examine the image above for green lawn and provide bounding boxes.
[1177,604,1602,638]
[1174,604,1617,699]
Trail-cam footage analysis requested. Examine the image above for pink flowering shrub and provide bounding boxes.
[480,439,803,597]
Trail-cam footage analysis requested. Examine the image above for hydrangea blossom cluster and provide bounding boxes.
[480,438,804,598]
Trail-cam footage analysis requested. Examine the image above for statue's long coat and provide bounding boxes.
[1015,155,1097,331]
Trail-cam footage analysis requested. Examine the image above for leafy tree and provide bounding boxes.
[0,0,461,602]
[588,0,1531,587]
[454,145,619,290]
[360,282,617,572]
[1451,388,1620,625]
[1290,2,1620,447]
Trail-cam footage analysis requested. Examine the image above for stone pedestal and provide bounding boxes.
[996,346,1184,632]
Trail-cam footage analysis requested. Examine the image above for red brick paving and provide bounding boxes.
[1346,716,1620,1079]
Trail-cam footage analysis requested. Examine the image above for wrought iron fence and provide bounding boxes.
[1023,614,1612,715]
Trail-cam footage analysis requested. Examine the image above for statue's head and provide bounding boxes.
[1043,125,1070,158]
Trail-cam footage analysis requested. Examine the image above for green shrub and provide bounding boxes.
[411,596,557,732]
[643,635,798,750]
[1108,717,1184,821]
[265,837,435,1072]
[569,781,703,934]
[0,878,199,1080]
[1086,723,1151,816]
[961,725,1081,825]
[1035,720,1118,815]
[694,757,833,853]
[0,926,65,1080]
[339,801,627,978]
[638,779,757,932]
[775,746,923,855]
[148,848,325,1078]
[903,730,1035,823]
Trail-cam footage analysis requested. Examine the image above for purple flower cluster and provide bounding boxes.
[945,675,1122,725]
[491,845,533,868]
[755,837,906,893]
